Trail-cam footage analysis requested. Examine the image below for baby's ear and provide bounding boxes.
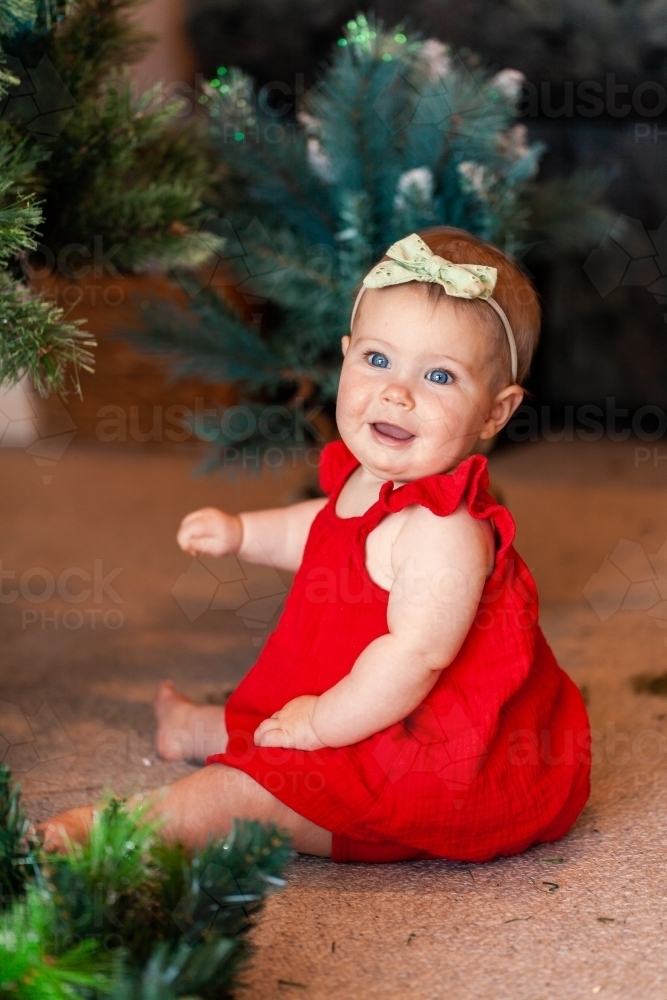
[341,335,350,357]
[479,384,524,440]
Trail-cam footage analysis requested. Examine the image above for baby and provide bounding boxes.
[40,228,591,862]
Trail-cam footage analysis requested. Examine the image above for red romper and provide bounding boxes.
[207,440,591,863]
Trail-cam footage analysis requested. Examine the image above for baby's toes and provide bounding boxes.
[37,806,94,853]
[37,821,70,854]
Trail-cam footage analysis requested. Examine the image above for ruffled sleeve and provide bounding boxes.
[379,453,516,560]
[318,440,360,498]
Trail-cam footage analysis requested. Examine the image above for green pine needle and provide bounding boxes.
[0,272,96,397]
[0,765,39,905]
[0,0,225,397]
[0,767,293,1000]
[0,0,36,37]
[0,889,113,1000]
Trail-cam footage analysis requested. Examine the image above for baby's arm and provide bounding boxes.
[177,498,327,571]
[255,504,493,749]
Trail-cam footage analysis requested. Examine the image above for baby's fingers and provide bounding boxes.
[177,522,215,553]
[179,533,216,556]
[176,523,197,551]
[253,717,277,742]
[180,507,218,527]
[254,720,290,748]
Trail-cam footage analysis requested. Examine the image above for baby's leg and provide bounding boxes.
[155,681,228,763]
[39,764,332,857]
[144,764,332,854]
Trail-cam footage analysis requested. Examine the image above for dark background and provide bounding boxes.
[183,0,667,417]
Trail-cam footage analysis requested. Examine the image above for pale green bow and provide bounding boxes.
[363,232,498,299]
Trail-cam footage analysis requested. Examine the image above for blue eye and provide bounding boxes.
[368,352,390,368]
[426,369,453,384]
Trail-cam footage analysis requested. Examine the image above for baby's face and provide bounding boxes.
[336,283,523,483]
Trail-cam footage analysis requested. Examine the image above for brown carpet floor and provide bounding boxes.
[1,437,666,999]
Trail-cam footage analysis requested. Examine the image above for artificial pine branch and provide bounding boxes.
[46,0,154,101]
[0,115,91,399]
[33,68,225,272]
[0,765,39,904]
[0,769,294,999]
[132,286,282,386]
[0,0,35,38]
[0,0,225,274]
[0,1,97,395]
[0,271,95,396]
[43,796,164,954]
[0,891,113,1000]
[0,0,232,392]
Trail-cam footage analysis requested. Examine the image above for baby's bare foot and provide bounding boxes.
[155,681,227,763]
[155,681,198,761]
[37,805,94,853]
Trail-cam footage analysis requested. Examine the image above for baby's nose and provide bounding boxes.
[380,381,415,407]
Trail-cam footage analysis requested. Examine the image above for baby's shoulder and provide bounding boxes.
[366,501,494,590]
[394,500,493,552]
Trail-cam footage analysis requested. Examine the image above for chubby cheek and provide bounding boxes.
[414,391,486,444]
[336,369,373,428]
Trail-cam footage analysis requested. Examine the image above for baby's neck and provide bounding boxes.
[335,457,460,519]
[335,465,385,518]
[354,453,468,488]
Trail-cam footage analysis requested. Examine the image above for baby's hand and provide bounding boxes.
[177,507,243,557]
[254,695,326,751]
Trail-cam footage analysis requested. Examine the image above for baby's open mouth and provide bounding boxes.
[371,422,415,441]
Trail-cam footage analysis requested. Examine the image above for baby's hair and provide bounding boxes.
[354,226,541,386]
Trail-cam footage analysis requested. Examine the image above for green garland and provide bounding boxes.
[0,765,293,999]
